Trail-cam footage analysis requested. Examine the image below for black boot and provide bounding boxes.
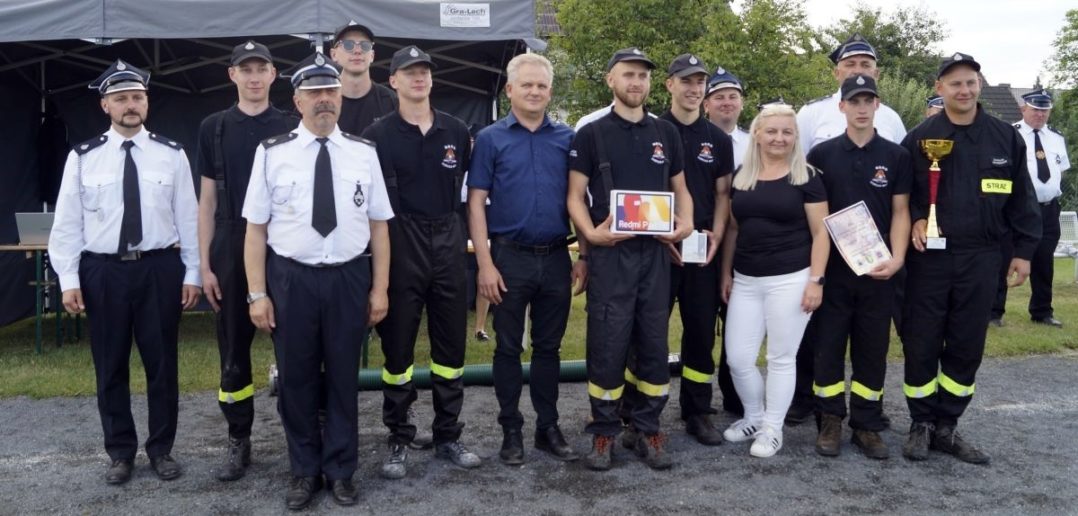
[216,437,252,481]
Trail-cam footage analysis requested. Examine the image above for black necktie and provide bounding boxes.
[311,137,337,236]
[1033,129,1050,184]
[118,140,143,253]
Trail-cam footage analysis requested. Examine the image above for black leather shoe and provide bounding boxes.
[149,454,182,481]
[784,403,814,426]
[1032,316,1063,328]
[931,425,990,464]
[685,415,724,446]
[328,478,359,506]
[105,459,133,485]
[286,475,322,511]
[535,426,579,461]
[500,429,525,465]
[216,437,251,481]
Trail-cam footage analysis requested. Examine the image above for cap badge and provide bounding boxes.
[953,53,963,61]
[853,34,862,41]
[856,76,865,85]
[244,42,255,50]
[689,56,698,65]
[716,67,725,75]
[315,54,325,66]
[116,62,126,71]
[632,48,642,55]
[409,47,419,57]
[348,19,358,26]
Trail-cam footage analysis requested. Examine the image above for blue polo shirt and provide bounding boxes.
[468,112,574,245]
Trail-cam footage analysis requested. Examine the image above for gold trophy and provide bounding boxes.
[920,139,953,250]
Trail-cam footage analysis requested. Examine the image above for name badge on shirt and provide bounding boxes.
[981,179,1012,194]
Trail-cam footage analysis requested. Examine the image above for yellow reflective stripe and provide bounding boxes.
[850,381,883,401]
[813,381,845,398]
[430,362,464,380]
[981,178,1012,194]
[382,365,414,386]
[218,384,255,404]
[903,379,938,399]
[624,369,638,385]
[681,366,713,384]
[938,372,975,397]
[635,379,670,397]
[588,382,624,401]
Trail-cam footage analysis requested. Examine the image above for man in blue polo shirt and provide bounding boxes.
[468,53,587,466]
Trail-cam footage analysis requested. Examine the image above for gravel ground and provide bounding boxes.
[1,353,1077,515]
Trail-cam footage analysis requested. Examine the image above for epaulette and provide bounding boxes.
[261,132,297,149]
[1013,122,1022,129]
[342,132,375,147]
[804,95,831,106]
[74,134,108,155]
[148,132,184,150]
[1044,124,1062,136]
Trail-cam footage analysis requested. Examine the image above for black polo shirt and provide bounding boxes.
[195,104,298,221]
[731,171,827,277]
[337,83,398,135]
[361,109,471,218]
[807,131,912,246]
[659,111,733,229]
[570,110,684,224]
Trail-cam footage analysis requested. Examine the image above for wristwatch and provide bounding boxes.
[246,292,268,304]
[810,276,826,286]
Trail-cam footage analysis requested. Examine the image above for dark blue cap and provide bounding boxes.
[937,52,981,78]
[706,66,743,96]
[926,94,943,108]
[390,45,436,74]
[606,47,656,72]
[840,74,878,100]
[1021,89,1053,109]
[88,59,150,95]
[280,52,341,90]
[829,33,877,64]
[667,53,708,78]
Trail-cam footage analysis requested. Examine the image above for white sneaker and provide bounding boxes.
[750,426,783,458]
[723,419,760,443]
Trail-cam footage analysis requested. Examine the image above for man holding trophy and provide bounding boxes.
[899,53,1041,465]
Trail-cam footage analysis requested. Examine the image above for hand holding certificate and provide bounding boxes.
[823,201,891,276]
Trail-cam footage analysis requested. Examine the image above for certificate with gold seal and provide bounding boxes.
[823,201,891,276]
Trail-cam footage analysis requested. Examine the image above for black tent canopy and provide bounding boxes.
[0,0,539,326]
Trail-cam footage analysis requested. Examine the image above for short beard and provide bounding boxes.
[114,113,144,129]
[613,88,645,109]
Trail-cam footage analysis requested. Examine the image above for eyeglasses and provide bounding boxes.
[336,40,373,53]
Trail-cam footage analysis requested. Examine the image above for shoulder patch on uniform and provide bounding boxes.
[341,132,376,147]
[805,95,831,106]
[261,132,298,149]
[74,134,108,155]
[1045,124,1062,136]
[148,132,184,150]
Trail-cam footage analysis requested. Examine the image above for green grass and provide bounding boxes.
[1,259,1075,398]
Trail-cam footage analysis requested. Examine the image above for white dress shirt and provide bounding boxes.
[243,123,394,266]
[49,127,201,291]
[1014,120,1071,203]
[728,126,750,170]
[796,90,907,152]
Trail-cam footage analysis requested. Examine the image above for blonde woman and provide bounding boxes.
[719,104,829,457]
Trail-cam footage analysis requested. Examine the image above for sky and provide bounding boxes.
[736,0,1073,88]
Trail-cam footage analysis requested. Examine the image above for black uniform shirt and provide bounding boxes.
[900,105,1041,258]
[570,110,684,224]
[195,104,297,221]
[337,83,398,135]
[808,131,912,247]
[659,111,734,229]
[361,109,471,218]
[731,170,827,277]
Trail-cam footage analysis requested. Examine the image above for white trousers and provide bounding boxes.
[725,268,812,430]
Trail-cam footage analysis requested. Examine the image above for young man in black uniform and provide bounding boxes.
[807,75,911,460]
[196,40,297,482]
[567,47,694,471]
[361,45,481,478]
[329,21,398,134]
[900,53,1041,464]
[649,53,733,445]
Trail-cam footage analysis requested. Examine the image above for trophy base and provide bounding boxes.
[926,237,947,250]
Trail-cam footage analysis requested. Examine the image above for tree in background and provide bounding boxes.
[818,2,946,87]
[1046,8,1078,211]
[878,75,933,131]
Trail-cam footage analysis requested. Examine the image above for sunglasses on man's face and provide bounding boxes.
[336,40,373,53]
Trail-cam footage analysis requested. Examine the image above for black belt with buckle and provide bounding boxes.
[493,236,570,255]
[83,248,176,262]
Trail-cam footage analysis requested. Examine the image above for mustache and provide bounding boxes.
[314,103,337,114]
